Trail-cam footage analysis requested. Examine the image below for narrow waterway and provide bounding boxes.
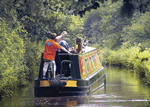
[0,66,150,107]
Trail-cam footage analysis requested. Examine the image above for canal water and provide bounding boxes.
[0,66,150,107]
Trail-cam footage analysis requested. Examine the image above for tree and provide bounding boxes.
[83,0,131,49]
[122,11,150,47]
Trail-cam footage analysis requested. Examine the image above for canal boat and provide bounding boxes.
[34,46,106,97]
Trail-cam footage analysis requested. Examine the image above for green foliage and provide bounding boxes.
[0,18,27,97]
[134,48,150,84]
[83,8,103,42]
[82,0,150,85]
[122,11,150,48]
[24,39,44,81]
[0,12,44,98]
[83,0,132,49]
[41,9,84,47]
[101,44,150,85]
[66,15,84,46]
[12,0,84,44]
[83,0,150,49]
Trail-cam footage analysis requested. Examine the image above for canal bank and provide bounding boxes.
[101,47,150,85]
[0,66,150,107]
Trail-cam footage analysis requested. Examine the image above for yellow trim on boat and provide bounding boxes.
[61,80,77,87]
[40,80,50,87]
[40,80,77,87]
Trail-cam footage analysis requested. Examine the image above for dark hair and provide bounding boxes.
[76,37,82,44]
[75,37,82,53]
[51,33,57,39]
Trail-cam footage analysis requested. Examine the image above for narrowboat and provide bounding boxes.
[34,46,106,97]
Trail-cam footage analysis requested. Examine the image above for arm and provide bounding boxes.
[55,35,63,43]
[60,46,71,54]
[55,31,67,43]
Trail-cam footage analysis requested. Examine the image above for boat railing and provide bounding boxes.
[58,53,81,79]
[60,60,74,78]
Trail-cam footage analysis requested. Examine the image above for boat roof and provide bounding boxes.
[83,46,96,53]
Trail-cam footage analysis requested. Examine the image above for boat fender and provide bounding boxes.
[48,77,66,87]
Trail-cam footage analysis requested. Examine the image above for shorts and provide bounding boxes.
[43,60,56,77]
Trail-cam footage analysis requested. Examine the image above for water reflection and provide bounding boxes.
[0,66,150,107]
[34,96,89,107]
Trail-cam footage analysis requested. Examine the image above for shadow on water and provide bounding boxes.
[0,66,150,107]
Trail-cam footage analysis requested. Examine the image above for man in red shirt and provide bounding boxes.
[43,32,71,79]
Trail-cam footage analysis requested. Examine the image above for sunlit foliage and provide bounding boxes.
[122,11,150,47]
[83,0,130,49]
[101,44,150,84]
[0,17,27,97]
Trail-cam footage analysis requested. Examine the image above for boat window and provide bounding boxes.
[87,58,90,73]
[85,58,87,73]
[85,58,89,73]
[92,55,96,67]
[89,57,93,70]
[91,56,95,68]
[98,52,101,64]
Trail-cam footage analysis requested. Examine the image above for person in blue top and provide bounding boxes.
[58,40,71,53]
[55,35,72,76]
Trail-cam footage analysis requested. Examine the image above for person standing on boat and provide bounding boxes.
[43,32,72,79]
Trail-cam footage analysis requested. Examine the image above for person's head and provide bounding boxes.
[51,33,57,40]
[61,31,69,41]
[76,37,82,45]
[84,39,88,43]
[61,31,67,38]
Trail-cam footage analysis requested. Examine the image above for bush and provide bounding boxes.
[24,39,44,81]
[0,18,27,97]
[101,44,150,85]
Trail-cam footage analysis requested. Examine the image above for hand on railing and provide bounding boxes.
[68,51,72,55]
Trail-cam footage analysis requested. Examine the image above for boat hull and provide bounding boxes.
[34,87,89,97]
[34,67,105,97]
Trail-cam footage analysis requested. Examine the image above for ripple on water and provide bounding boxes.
[91,94,122,99]
[89,99,150,103]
